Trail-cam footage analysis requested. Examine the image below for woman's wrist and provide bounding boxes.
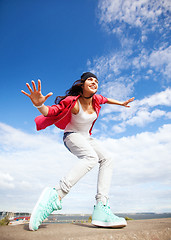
[33,103,45,108]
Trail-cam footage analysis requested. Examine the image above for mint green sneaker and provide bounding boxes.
[29,187,62,231]
[92,201,127,228]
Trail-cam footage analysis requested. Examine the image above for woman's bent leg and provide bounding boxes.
[56,133,99,198]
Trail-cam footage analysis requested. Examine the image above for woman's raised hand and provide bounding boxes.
[21,79,53,107]
[122,97,135,107]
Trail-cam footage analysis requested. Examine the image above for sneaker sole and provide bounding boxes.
[29,187,50,231]
[92,220,127,228]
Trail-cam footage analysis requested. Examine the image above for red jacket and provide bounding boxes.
[35,94,108,135]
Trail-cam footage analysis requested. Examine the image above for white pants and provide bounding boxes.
[56,132,114,205]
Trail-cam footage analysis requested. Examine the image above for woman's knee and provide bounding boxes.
[100,155,114,168]
[84,154,99,170]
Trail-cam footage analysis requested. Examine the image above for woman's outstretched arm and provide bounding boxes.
[21,79,53,116]
[106,97,135,107]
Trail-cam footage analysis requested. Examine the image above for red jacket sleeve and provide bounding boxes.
[46,97,72,117]
[94,94,108,105]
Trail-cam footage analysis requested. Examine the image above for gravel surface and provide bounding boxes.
[0,218,171,240]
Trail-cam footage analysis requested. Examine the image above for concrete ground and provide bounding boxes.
[0,218,171,240]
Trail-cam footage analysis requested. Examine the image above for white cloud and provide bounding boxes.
[0,122,78,211]
[100,80,134,100]
[99,123,171,212]
[96,0,171,78]
[112,124,126,133]
[132,48,149,69]
[98,0,171,33]
[101,124,171,185]
[100,88,171,133]
[149,46,171,78]
[126,109,166,127]
[88,46,170,119]
[88,46,135,79]
[91,44,171,81]
[140,88,171,107]
[0,173,15,189]
[132,45,171,78]
[166,112,171,119]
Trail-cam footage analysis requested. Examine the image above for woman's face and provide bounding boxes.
[82,77,98,97]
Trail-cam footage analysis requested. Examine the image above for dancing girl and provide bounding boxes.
[21,72,134,230]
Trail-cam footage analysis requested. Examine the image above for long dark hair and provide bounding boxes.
[55,79,85,104]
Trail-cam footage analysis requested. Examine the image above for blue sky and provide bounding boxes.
[0,0,171,214]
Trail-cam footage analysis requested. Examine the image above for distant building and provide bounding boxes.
[0,211,30,220]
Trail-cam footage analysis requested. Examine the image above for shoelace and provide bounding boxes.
[100,202,119,220]
[38,194,59,221]
[105,206,118,218]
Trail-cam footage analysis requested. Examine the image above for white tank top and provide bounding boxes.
[64,100,97,136]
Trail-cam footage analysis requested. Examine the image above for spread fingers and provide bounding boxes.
[31,80,37,92]
[26,83,33,93]
[21,90,30,97]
